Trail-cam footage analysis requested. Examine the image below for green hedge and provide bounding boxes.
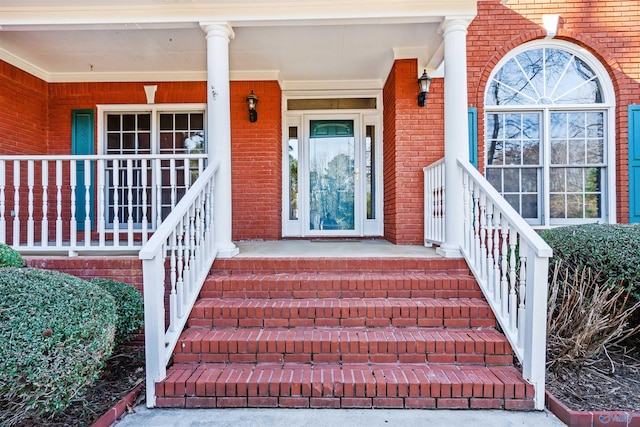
[0,243,24,267]
[539,224,640,298]
[91,278,144,345]
[0,268,117,425]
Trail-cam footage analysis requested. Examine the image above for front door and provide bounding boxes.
[307,118,357,234]
[283,112,382,237]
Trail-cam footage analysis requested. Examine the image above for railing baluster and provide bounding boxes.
[41,161,48,248]
[478,193,487,281]
[27,160,34,247]
[98,159,106,247]
[485,202,494,294]
[112,160,120,247]
[0,160,5,244]
[508,227,517,333]
[127,159,134,247]
[84,159,91,247]
[169,229,178,329]
[492,211,501,301]
[13,160,20,247]
[155,158,162,229]
[170,158,177,210]
[500,218,509,318]
[56,160,62,247]
[176,219,185,318]
[518,242,527,347]
[70,160,77,251]
[141,159,149,244]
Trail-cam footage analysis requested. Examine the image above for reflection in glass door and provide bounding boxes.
[308,120,355,231]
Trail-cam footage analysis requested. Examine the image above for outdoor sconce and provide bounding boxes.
[417,69,432,107]
[246,90,259,122]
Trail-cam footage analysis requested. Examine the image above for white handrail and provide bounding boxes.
[0,154,206,255]
[425,157,553,409]
[456,158,552,410]
[139,161,219,408]
[423,158,445,246]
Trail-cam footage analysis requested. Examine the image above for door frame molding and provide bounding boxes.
[281,89,383,237]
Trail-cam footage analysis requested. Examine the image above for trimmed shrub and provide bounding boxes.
[0,243,24,267]
[90,278,144,345]
[0,268,117,425]
[539,224,640,299]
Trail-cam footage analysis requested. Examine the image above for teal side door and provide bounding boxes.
[630,106,640,223]
[71,109,94,230]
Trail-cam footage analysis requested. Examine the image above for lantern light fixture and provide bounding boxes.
[417,69,432,107]
[246,90,259,122]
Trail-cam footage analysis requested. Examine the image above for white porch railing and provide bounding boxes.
[423,158,445,246]
[424,158,553,410]
[139,161,219,408]
[0,154,206,255]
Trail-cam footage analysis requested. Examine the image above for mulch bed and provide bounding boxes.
[20,345,145,427]
[546,340,640,412]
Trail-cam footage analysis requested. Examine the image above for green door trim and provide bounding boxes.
[71,109,95,231]
[468,107,478,168]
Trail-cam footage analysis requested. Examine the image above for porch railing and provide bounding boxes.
[423,158,445,246]
[424,158,553,410]
[139,161,219,408]
[0,154,206,255]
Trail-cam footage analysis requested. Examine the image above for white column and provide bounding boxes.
[436,18,471,258]
[201,22,239,258]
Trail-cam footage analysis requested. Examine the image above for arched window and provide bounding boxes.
[484,41,614,226]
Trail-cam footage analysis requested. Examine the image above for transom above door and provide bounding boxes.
[283,110,383,237]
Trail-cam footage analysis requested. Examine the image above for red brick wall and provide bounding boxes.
[0,62,48,155]
[230,81,282,241]
[468,0,640,223]
[383,59,445,244]
[47,81,207,154]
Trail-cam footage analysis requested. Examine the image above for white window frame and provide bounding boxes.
[97,103,207,230]
[484,40,616,227]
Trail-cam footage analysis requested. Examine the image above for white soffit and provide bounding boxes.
[0,0,477,85]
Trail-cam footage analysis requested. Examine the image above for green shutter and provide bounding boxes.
[629,105,640,223]
[468,107,478,168]
[71,109,95,230]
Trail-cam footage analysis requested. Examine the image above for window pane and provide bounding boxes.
[122,114,136,131]
[523,141,540,165]
[366,125,376,220]
[566,168,583,192]
[175,114,188,130]
[486,168,502,190]
[521,168,538,192]
[505,194,519,212]
[522,194,538,218]
[288,127,299,220]
[503,168,520,192]
[568,140,586,164]
[567,194,583,218]
[550,168,565,192]
[586,168,601,192]
[586,112,604,137]
[585,194,601,218]
[550,194,565,218]
[107,115,120,131]
[551,139,567,164]
[587,139,604,163]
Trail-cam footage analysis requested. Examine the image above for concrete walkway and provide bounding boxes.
[114,406,567,427]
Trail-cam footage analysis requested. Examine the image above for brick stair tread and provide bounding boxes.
[156,363,535,402]
[200,272,482,299]
[173,327,514,365]
[211,257,470,275]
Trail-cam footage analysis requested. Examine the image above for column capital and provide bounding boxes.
[440,16,473,36]
[200,22,235,40]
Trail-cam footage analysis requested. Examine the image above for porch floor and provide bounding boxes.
[234,240,441,258]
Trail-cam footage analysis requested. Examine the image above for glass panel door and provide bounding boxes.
[308,119,356,232]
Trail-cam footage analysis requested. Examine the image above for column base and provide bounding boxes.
[217,242,240,258]
[436,243,463,258]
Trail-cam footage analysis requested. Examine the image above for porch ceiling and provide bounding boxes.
[0,0,477,88]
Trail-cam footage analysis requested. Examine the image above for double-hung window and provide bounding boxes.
[100,105,206,230]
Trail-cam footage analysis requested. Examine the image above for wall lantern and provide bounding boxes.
[417,69,432,107]
[246,90,259,122]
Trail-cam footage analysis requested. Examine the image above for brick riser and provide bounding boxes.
[156,257,536,410]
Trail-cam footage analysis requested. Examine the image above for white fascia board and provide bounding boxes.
[0,46,49,81]
[43,70,280,83]
[0,1,477,27]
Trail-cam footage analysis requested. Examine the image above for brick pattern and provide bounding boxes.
[383,60,444,244]
[0,61,48,155]
[230,81,282,241]
[468,0,640,224]
[155,256,535,409]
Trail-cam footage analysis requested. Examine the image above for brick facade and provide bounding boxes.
[468,0,640,224]
[1,0,640,241]
[383,59,444,244]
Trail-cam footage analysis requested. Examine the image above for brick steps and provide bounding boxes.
[187,297,496,328]
[173,327,513,365]
[200,273,483,299]
[156,364,535,410]
[155,256,534,410]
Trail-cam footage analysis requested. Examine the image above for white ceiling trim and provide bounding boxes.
[280,79,383,91]
[0,1,477,27]
[0,46,49,81]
